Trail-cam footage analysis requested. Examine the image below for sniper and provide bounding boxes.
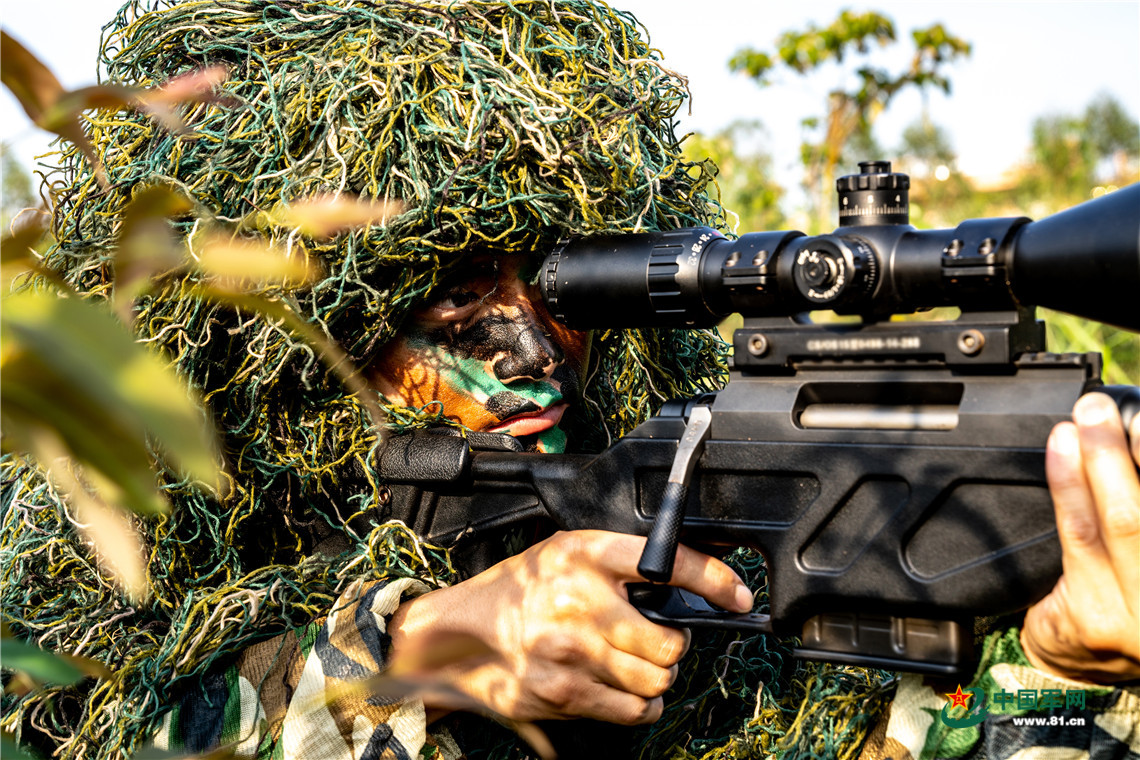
[2,2,1137,759]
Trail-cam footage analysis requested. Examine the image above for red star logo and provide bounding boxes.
[945,684,972,710]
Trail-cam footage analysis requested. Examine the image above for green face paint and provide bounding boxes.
[369,256,591,454]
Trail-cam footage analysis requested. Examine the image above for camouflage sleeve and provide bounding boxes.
[858,627,1140,760]
[150,577,463,760]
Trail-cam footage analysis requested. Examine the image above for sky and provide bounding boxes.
[2,0,1138,206]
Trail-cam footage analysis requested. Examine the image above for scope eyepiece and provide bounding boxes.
[544,228,727,329]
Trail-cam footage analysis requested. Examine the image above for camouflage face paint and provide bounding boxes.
[369,256,590,453]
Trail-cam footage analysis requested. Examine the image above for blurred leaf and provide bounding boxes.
[0,290,221,515]
[58,651,113,681]
[8,426,151,601]
[1,29,113,187]
[0,630,113,693]
[0,212,49,289]
[3,671,37,697]
[133,66,240,135]
[386,631,494,677]
[311,632,554,760]
[114,186,194,321]
[265,196,403,239]
[195,234,322,292]
[1,361,169,517]
[1,31,236,189]
[1,735,42,760]
[0,30,65,129]
[510,721,556,760]
[73,493,150,602]
[0,637,84,685]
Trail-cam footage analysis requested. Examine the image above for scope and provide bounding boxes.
[542,163,1140,332]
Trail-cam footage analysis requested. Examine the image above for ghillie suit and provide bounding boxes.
[1,1,893,758]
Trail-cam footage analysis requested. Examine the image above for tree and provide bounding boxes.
[729,10,970,231]
[1016,93,1139,213]
[1084,92,1140,176]
[1,142,38,232]
[894,117,988,227]
[683,121,786,232]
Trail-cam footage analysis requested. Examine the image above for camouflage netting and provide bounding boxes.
[1,1,891,758]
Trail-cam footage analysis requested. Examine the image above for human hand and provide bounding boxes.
[1022,392,1140,683]
[388,530,753,724]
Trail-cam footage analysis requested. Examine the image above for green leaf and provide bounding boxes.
[0,638,84,685]
[0,290,220,515]
[1,735,43,760]
[0,367,168,517]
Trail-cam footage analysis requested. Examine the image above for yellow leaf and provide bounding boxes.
[0,212,48,289]
[73,496,148,603]
[266,196,403,239]
[1,31,238,188]
[22,430,149,602]
[195,234,322,291]
[114,186,194,321]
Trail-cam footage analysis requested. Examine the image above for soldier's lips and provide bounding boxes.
[487,403,568,437]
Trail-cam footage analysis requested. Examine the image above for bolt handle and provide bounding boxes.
[637,406,713,583]
[637,481,689,582]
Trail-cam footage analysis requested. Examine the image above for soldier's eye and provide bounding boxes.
[415,275,494,325]
[440,289,480,309]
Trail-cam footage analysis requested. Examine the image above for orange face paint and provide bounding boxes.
[368,256,590,452]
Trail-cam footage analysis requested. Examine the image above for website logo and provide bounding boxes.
[939,685,1089,728]
[941,685,987,728]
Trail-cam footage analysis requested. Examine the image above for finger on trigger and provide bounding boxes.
[669,544,752,613]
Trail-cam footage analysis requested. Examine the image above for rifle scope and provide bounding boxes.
[542,163,1140,332]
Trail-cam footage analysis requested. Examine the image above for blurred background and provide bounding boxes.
[5,1,1138,231]
[3,0,1138,376]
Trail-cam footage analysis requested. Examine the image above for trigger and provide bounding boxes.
[628,584,773,634]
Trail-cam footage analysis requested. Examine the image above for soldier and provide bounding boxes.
[3,2,1137,759]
